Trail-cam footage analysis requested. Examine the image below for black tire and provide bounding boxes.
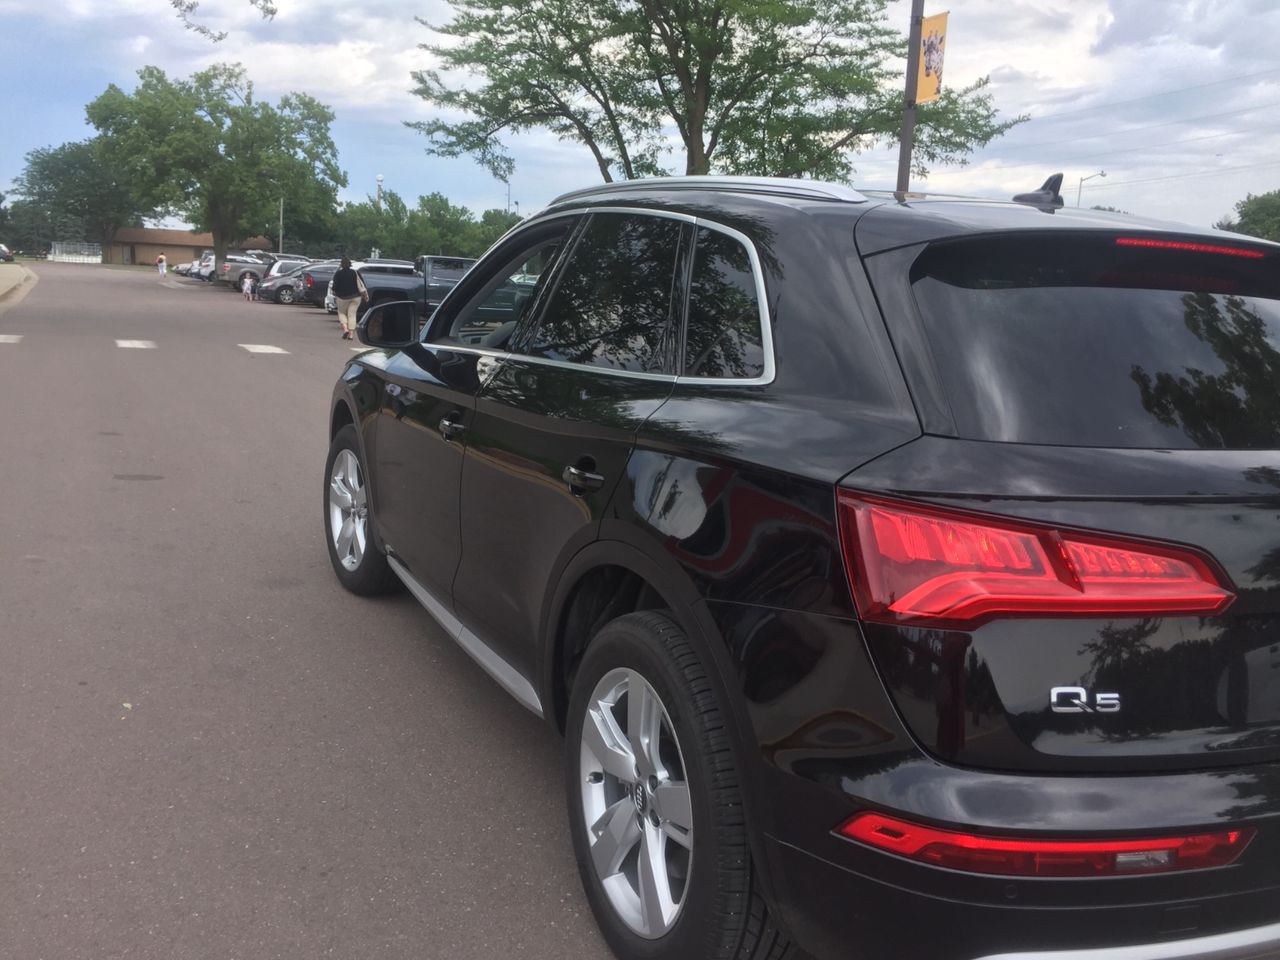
[323,424,400,595]
[565,611,797,960]
[276,286,296,304]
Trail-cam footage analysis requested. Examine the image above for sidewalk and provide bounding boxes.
[0,264,34,309]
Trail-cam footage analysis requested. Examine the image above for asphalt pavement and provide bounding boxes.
[0,263,613,960]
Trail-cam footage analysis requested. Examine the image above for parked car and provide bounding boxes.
[217,252,272,288]
[323,175,1280,960]
[256,263,308,304]
[0,243,15,262]
[195,253,217,281]
[299,260,346,308]
[322,258,418,313]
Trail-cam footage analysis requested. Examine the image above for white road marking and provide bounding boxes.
[116,340,157,349]
[0,335,22,344]
[238,344,289,354]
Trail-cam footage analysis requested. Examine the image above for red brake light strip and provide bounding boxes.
[1115,236,1266,259]
[838,811,1255,878]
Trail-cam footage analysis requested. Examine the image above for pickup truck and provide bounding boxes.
[323,256,478,314]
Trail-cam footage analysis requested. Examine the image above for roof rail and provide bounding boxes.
[550,175,867,206]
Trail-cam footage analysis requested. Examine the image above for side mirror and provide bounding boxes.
[357,301,419,348]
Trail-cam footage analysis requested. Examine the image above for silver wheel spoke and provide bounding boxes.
[329,476,353,510]
[582,706,637,783]
[350,523,365,564]
[336,518,355,559]
[653,781,692,833]
[637,824,677,934]
[590,799,641,878]
[627,671,663,778]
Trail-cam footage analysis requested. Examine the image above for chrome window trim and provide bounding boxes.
[425,205,777,386]
[386,553,544,718]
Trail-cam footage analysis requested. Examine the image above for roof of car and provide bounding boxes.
[541,175,1278,256]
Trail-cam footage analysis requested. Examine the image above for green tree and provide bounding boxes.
[170,0,276,42]
[86,64,346,269]
[12,139,155,248]
[331,192,522,260]
[1216,189,1280,243]
[410,0,1022,182]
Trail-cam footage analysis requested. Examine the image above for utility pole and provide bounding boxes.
[278,197,284,254]
[896,0,926,194]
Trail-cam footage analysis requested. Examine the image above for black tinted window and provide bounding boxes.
[908,235,1280,449]
[685,227,765,379]
[525,213,682,373]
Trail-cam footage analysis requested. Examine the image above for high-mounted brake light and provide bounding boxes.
[836,493,1235,627]
[1115,237,1266,259]
[838,812,1255,878]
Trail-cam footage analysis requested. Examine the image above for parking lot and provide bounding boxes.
[0,262,613,960]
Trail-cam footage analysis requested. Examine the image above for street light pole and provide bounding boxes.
[1076,170,1107,207]
[278,196,284,254]
[376,174,384,212]
[895,0,926,194]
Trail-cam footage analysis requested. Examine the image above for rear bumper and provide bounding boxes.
[765,836,1280,960]
[975,922,1280,960]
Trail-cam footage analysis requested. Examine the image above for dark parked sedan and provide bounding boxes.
[256,264,307,304]
[324,176,1280,960]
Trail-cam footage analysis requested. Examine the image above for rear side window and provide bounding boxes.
[429,258,475,280]
[907,234,1280,449]
[683,227,766,379]
[524,212,683,373]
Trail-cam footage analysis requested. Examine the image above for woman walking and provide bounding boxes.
[331,258,367,340]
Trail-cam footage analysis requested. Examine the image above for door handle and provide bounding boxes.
[439,416,467,441]
[562,464,605,494]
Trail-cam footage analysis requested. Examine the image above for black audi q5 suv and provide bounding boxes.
[325,175,1280,960]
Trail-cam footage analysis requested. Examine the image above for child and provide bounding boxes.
[241,273,256,301]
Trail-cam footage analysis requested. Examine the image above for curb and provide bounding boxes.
[0,265,37,314]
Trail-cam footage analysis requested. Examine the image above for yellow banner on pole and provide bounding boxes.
[916,11,948,104]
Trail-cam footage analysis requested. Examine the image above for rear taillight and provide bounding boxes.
[836,492,1234,627]
[304,275,313,288]
[838,812,1255,877]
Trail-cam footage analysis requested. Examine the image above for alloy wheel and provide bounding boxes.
[328,448,368,571]
[579,668,694,939]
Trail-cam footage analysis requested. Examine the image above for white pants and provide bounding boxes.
[335,296,362,332]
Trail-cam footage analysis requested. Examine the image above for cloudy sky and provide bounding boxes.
[1,0,1277,228]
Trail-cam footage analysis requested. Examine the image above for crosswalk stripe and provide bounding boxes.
[0,335,22,344]
[238,344,289,354]
[116,339,157,349]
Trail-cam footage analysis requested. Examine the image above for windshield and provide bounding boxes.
[905,233,1280,449]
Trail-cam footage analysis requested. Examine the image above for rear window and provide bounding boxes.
[907,234,1280,449]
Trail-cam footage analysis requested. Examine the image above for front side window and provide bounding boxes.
[433,226,570,349]
[523,212,684,373]
[683,226,766,379]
